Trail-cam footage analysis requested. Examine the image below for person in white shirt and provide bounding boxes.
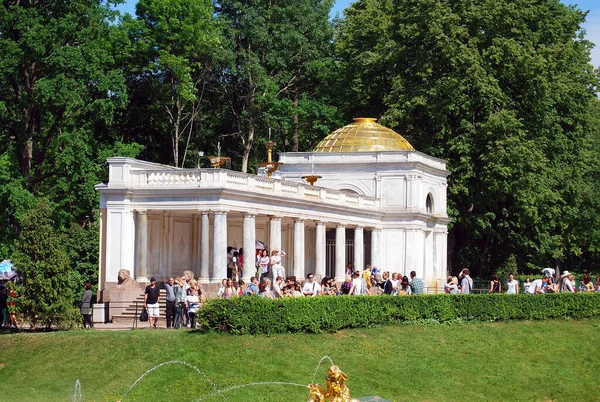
[185,288,202,329]
[525,278,545,294]
[273,276,283,298]
[216,278,227,298]
[506,274,519,294]
[559,271,575,293]
[542,267,555,278]
[302,273,321,297]
[349,270,371,295]
[270,249,286,280]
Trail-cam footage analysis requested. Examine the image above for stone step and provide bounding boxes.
[111,314,167,325]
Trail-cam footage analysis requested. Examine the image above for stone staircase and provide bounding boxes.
[108,284,222,325]
[110,289,167,325]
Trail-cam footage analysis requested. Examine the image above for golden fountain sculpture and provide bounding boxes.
[259,140,283,177]
[307,365,359,402]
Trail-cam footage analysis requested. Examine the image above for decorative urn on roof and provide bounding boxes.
[313,117,414,153]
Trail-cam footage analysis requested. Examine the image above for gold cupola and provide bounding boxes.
[313,117,414,153]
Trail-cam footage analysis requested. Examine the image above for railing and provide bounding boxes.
[105,300,189,329]
[121,168,381,210]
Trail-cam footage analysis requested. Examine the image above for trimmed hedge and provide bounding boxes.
[198,293,600,335]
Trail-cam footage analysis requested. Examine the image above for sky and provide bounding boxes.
[115,0,600,67]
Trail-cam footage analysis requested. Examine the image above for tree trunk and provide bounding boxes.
[292,91,299,152]
[241,72,256,173]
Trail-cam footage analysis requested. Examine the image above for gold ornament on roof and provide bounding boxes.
[314,117,414,153]
[208,141,231,168]
[259,140,283,177]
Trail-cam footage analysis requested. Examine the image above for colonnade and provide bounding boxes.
[132,210,382,283]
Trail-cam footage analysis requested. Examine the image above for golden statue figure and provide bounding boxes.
[307,383,326,402]
[308,365,359,402]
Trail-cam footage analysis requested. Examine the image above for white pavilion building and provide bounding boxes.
[96,118,450,301]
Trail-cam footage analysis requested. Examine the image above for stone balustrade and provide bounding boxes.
[118,165,380,209]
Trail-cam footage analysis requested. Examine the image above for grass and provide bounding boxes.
[1,319,599,401]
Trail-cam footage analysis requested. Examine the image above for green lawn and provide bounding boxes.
[1,319,599,401]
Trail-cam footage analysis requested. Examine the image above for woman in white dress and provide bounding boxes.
[390,272,400,296]
[506,274,519,294]
[270,249,286,280]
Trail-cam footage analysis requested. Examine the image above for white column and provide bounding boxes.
[199,212,210,283]
[212,211,228,281]
[160,212,170,279]
[424,230,433,279]
[167,213,174,277]
[135,210,148,282]
[354,226,364,272]
[192,214,200,278]
[440,231,448,279]
[98,208,107,290]
[315,221,326,279]
[269,216,282,252]
[371,228,381,272]
[335,225,346,281]
[122,210,136,277]
[293,220,305,278]
[243,214,256,281]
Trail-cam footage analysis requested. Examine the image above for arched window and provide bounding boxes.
[426,193,434,213]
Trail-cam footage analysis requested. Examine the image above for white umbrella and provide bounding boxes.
[255,240,267,249]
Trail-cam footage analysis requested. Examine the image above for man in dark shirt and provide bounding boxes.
[378,271,394,295]
[144,277,160,328]
[163,277,176,328]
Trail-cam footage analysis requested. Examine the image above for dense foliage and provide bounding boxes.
[199,293,600,335]
[11,198,79,328]
[334,0,600,275]
[0,0,599,322]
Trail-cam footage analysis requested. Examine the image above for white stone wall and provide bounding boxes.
[97,154,449,291]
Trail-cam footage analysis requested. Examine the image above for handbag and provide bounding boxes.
[140,306,149,322]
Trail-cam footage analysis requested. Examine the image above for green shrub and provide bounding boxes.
[198,293,600,335]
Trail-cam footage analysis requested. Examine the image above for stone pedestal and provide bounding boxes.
[101,283,143,321]
[92,303,107,324]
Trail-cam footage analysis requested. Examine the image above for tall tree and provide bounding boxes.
[336,0,600,274]
[0,0,136,228]
[123,0,218,167]
[12,198,75,328]
[215,0,339,172]
[0,0,142,293]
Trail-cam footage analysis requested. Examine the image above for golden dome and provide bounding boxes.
[313,118,414,153]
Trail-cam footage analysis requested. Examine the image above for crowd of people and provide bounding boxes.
[138,247,600,329]
[521,271,600,294]
[143,275,206,329]
[444,268,600,295]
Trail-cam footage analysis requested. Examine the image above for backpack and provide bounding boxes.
[139,306,149,322]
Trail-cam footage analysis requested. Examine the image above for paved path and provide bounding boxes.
[92,322,193,331]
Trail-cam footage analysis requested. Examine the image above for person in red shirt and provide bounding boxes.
[7,289,18,329]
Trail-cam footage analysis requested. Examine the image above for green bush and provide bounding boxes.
[198,293,600,335]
